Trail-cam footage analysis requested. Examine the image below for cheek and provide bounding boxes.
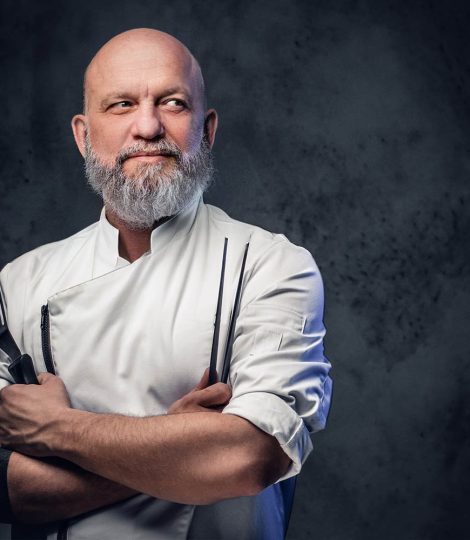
[165,115,204,153]
[177,125,204,154]
[88,121,128,164]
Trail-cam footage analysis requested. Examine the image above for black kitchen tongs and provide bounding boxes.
[0,293,38,384]
[208,239,250,385]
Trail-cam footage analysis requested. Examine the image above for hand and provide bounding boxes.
[0,373,72,457]
[167,368,232,414]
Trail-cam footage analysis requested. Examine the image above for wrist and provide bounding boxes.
[50,408,92,459]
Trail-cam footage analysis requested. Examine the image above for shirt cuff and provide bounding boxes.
[222,391,313,481]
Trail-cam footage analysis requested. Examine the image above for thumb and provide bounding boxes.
[198,383,232,407]
[37,372,56,385]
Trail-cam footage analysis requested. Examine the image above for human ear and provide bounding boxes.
[71,114,88,158]
[204,109,218,149]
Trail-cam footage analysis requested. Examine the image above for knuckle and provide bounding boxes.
[216,383,232,399]
[1,386,16,401]
[38,372,52,384]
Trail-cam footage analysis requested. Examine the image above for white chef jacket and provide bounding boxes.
[0,195,332,540]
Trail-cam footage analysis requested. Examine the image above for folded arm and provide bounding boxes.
[6,451,136,524]
[0,370,290,520]
[54,408,289,505]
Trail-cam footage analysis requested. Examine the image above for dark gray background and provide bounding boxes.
[1,0,469,539]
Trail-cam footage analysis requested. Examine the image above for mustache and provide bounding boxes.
[116,140,182,166]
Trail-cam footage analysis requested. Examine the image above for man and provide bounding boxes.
[0,28,332,539]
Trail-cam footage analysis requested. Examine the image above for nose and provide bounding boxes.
[130,103,164,140]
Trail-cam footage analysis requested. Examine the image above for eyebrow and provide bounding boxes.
[98,86,192,109]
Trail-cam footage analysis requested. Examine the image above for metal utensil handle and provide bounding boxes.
[221,242,250,384]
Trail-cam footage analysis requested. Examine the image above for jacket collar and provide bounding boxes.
[92,194,203,278]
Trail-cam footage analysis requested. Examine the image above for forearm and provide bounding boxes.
[54,410,290,505]
[8,451,137,523]
[0,374,290,508]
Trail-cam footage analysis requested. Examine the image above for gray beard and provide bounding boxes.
[84,134,214,230]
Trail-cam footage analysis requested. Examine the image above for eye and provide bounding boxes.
[162,98,187,111]
[108,101,133,112]
[111,101,132,109]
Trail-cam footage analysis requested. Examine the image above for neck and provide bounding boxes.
[105,208,171,263]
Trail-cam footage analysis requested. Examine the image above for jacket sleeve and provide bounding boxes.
[222,238,333,480]
[0,263,16,391]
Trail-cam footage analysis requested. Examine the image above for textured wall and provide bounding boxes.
[1,0,469,539]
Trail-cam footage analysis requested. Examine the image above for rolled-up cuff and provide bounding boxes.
[0,448,13,523]
[222,391,313,481]
[0,379,11,392]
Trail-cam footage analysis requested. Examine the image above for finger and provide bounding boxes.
[37,372,56,385]
[197,383,232,407]
[208,405,226,413]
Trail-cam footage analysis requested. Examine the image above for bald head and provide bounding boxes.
[71,27,218,178]
[71,28,218,229]
[83,28,206,113]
